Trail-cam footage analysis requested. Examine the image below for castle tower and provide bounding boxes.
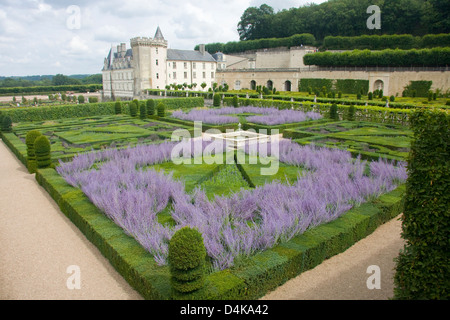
[130,27,168,96]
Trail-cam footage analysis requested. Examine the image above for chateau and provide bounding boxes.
[102,27,449,99]
[102,27,218,99]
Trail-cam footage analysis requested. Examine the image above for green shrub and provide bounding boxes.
[157,102,166,117]
[114,101,122,115]
[394,109,449,300]
[139,102,147,119]
[129,101,138,117]
[168,227,206,294]
[346,105,356,121]
[77,95,85,104]
[146,99,155,116]
[213,94,221,107]
[34,135,52,169]
[329,104,339,120]
[1,115,12,132]
[356,93,362,100]
[26,130,42,173]
[338,91,342,99]
[232,95,239,108]
[88,97,98,103]
[368,92,373,100]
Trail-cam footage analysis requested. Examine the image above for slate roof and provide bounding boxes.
[167,49,217,62]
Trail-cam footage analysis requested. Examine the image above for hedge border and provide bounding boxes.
[33,161,405,300]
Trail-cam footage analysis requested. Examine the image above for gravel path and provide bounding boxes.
[0,138,405,300]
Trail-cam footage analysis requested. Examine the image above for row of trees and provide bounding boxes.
[322,33,450,51]
[195,33,315,54]
[0,74,102,88]
[303,47,450,67]
[236,0,449,42]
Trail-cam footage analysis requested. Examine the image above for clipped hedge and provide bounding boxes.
[394,109,449,300]
[0,84,102,95]
[304,47,450,67]
[34,167,406,300]
[0,97,205,123]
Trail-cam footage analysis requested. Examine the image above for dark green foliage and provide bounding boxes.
[139,102,147,119]
[26,130,42,173]
[394,109,449,300]
[304,48,450,67]
[346,105,356,121]
[403,81,433,98]
[1,115,12,132]
[299,79,333,93]
[77,95,85,104]
[146,99,155,116]
[114,101,122,115]
[368,92,373,100]
[213,94,221,107]
[356,93,361,100]
[129,101,138,117]
[197,33,315,54]
[390,95,395,102]
[232,95,239,108]
[34,135,51,169]
[335,79,369,95]
[329,104,339,120]
[157,102,166,117]
[169,227,206,293]
[88,97,98,103]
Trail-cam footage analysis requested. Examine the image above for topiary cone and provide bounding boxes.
[34,135,52,169]
[168,227,206,294]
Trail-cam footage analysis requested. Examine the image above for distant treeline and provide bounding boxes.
[303,47,450,67]
[0,84,102,95]
[0,74,102,88]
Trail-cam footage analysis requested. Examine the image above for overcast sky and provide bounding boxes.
[0,0,327,77]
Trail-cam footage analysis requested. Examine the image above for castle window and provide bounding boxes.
[156,48,158,54]
[184,62,187,69]
[156,73,159,79]
[173,72,177,79]
[193,63,196,69]
[193,72,196,79]
[211,72,214,78]
[184,72,188,79]
[156,59,159,66]
[203,63,206,69]
[173,62,177,69]
[203,72,206,78]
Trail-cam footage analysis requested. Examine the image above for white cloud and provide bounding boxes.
[0,0,327,76]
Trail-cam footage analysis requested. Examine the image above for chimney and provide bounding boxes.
[199,44,206,56]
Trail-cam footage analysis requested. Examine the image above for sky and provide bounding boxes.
[0,0,327,77]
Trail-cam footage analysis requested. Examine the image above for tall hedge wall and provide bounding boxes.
[304,47,450,67]
[323,34,450,50]
[394,109,449,300]
[195,33,316,54]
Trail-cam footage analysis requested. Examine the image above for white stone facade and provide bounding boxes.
[102,28,219,100]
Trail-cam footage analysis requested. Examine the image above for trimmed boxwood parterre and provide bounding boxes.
[0,97,205,122]
[34,164,405,300]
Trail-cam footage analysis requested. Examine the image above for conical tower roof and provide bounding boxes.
[154,26,165,40]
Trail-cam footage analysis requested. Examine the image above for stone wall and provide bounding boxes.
[217,69,450,96]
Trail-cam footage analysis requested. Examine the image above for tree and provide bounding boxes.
[237,4,275,41]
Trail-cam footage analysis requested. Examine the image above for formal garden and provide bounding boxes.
[0,92,447,299]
